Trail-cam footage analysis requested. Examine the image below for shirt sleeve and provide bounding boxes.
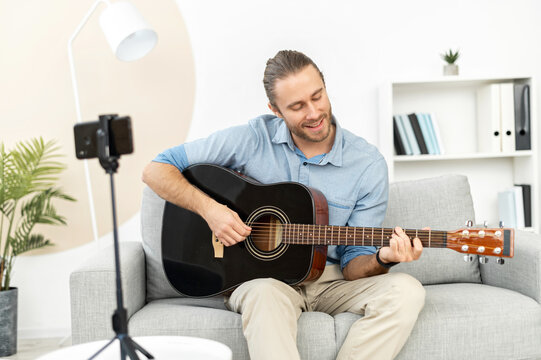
[336,156,389,271]
[153,122,260,172]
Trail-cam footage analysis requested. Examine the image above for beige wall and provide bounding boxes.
[0,0,194,253]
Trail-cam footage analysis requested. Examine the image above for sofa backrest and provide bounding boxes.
[383,174,481,284]
[141,174,481,301]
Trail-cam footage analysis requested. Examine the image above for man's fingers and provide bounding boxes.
[412,237,423,259]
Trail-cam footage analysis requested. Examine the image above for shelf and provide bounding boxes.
[394,151,533,162]
[380,75,538,233]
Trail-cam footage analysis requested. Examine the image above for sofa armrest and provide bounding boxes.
[480,230,541,303]
[70,241,146,344]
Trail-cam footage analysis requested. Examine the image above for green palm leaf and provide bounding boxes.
[1,138,75,290]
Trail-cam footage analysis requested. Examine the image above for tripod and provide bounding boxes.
[88,115,153,360]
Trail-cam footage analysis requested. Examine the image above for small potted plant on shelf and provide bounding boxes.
[0,138,75,356]
[441,49,460,76]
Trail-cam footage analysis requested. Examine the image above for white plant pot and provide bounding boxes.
[444,64,459,76]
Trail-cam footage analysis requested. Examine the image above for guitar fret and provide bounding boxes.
[429,229,431,248]
[353,227,356,246]
[371,228,374,246]
[362,227,365,246]
[338,226,340,245]
[381,228,384,247]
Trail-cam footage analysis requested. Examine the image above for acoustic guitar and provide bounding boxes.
[161,164,514,297]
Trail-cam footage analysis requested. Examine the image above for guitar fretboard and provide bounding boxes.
[281,224,447,248]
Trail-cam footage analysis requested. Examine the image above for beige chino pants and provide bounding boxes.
[226,265,425,360]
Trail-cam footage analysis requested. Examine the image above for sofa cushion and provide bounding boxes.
[334,283,541,360]
[383,175,481,285]
[128,298,337,360]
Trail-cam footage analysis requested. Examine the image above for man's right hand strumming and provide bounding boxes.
[202,202,251,247]
[142,161,251,247]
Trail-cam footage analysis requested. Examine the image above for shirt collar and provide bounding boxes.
[271,115,344,167]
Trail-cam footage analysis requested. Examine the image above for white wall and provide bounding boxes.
[14,0,541,338]
[176,0,541,144]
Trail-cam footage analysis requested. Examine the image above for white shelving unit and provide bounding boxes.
[379,75,538,232]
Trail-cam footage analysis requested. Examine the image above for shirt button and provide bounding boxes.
[303,162,308,166]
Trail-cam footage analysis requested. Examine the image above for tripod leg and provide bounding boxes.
[88,336,118,360]
[124,336,154,359]
[120,336,141,360]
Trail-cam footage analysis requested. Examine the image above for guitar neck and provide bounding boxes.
[281,224,447,248]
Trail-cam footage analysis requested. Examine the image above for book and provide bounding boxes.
[515,184,532,227]
[428,113,445,154]
[400,114,421,155]
[500,83,516,153]
[498,189,517,228]
[393,116,406,155]
[394,115,412,155]
[477,84,502,153]
[512,186,525,229]
[514,84,531,150]
[418,113,437,155]
[407,113,429,154]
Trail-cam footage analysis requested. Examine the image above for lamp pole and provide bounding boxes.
[68,0,112,245]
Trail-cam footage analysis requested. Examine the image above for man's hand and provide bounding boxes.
[203,201,251,247]
[378,226,427,264]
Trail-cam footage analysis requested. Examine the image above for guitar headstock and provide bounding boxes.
[446,227,514,258]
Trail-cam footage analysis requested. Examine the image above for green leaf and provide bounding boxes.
[10,233,52,256]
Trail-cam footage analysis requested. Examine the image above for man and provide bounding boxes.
[143,50,425,360]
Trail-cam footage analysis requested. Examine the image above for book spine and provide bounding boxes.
[395,115,412,155]
[429,113,445,154]
[408,113,429,154]
[401,114,421,155]
[418,113,436,155]
[393,116,406,155]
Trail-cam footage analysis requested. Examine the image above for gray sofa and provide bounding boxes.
[71,175,541,359]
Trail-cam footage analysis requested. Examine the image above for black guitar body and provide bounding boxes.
[161,164,328,297]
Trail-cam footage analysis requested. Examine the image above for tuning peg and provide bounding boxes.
[496,258,505,265]
[483,220,488,228]
[465,220,473,228]
[463,255,474,262]
[499,220,505,228]
[479,256,489,264]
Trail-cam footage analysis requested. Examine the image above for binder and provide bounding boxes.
[500,83,516,152]
[514,84,531,150]
[477,84,502,152]
[407,113,429,154]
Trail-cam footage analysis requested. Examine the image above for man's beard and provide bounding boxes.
[288,108,333,144]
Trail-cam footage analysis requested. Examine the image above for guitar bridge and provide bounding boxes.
[212,233,224,258]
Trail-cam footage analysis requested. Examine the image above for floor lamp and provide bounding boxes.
[68,1,157,359]
[68,0,157,245]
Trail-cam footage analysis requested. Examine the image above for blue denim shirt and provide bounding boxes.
[154,114,389,271]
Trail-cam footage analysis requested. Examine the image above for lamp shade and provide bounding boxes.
[99,1,157,61]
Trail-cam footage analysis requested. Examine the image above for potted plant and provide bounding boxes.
[441,49,460,75]
[0,138,74,356]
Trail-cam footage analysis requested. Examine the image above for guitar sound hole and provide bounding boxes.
[251,214,283,252]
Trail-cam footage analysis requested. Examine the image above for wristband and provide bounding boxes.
[376,249,399,268]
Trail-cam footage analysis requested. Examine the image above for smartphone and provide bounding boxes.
[74,115,133,159]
